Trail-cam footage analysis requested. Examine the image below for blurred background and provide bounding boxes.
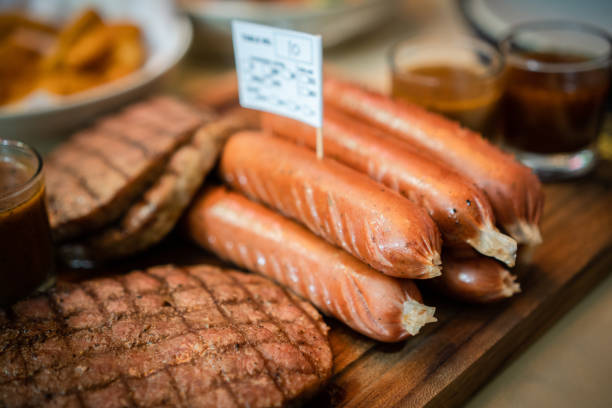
[2,0,611,162]
[1,0,611,406]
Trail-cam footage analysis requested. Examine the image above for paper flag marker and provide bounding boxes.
[232,20,324,158]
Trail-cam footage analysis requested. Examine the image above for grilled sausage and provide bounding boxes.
[219,131,442,279]
[430,254,520,303]
[185,186,437,341]
[262,110,517,267]
[323,78,544,246]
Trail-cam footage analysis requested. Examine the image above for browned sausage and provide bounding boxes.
[261,109,517,267]
[323,78,544,246]
[430,255,520,303]
[185,186,437,341]
[219,131,442,279]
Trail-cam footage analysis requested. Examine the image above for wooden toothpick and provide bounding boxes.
[316,126,323,159]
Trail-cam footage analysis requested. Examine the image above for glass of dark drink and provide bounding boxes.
[0,140,55,305]
[500,21,612,179]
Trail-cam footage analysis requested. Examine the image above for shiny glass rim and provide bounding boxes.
[0,139,43,204]
[388,36,505,82]
[499,20,612,73]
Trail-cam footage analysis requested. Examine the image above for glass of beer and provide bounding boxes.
[0,140,55,305]
[389,37,505,137]
[499,21,612,179]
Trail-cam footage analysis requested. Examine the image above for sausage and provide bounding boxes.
[219,131,442,279]
[323,77,544,246]
[261,110,517,267]
[430,254,520,303]
[185,186,437,341]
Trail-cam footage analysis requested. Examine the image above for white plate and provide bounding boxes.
[0,0,192,149]
[183,0,397,55]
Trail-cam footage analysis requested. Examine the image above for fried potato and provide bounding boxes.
[39,70,103,95]
[0,35,40,74]
[104,23,146,80]
[0,12,56,41]
[42,8,103,71]
[64,24,112,69]
[0,40,40,105]
[0,76,38,105]
[0,8,146,106]
[57,8,102,48]
[0,13,20,39]
[8,26,55,55]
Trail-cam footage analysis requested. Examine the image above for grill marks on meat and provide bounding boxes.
[0,265,332,408]
[58,109,260,264]
[71,130,150,179]
[46,96,212,242]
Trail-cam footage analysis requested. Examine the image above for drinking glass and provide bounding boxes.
[499,21,612,179]
[389,37,505,137]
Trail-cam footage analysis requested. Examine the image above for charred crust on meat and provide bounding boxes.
[0,265,332,407]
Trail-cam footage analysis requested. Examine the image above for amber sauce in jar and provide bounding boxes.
[502,52,610,154]
[0,152,54,305]
[392,64,503,134]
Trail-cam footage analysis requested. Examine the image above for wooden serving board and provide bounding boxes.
[58,161,612,408]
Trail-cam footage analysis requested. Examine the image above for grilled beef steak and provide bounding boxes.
[0,265,332,407]
[46,97,212,242]
[58,109,259,264]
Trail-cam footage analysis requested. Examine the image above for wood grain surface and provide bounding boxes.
[58,161,612,408]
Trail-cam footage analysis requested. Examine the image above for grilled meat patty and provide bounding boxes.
[0,265,332,408]
[46,97,213,242]
[58,109,260,264]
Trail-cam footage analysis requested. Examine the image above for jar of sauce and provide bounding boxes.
[0,140,55,305]
[389,38,504,136]
[499,21,612,179]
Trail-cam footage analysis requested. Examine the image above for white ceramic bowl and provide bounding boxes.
[183,0,398,56]
[0,0,192,149]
